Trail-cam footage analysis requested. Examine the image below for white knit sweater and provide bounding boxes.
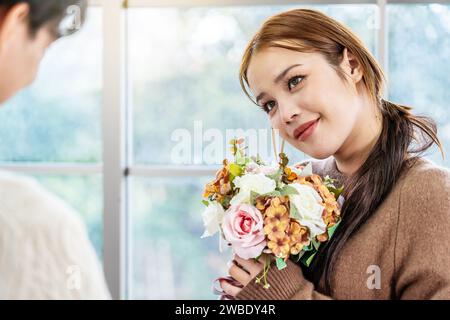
[0,170,111,299]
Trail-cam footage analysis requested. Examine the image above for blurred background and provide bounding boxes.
[0,0,449,299]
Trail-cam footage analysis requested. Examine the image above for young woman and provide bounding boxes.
[219,9,450,300]
[0,1,110,299]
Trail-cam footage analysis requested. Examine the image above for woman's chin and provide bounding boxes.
[300,146,334,160]
[285,137,334,160]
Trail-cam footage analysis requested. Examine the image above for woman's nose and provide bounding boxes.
[279,102,300,125]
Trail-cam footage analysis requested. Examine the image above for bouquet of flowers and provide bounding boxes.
[201,138,344,290]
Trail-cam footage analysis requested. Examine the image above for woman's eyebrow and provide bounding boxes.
[255,64,303,104]
[256,92,266,105]
[274,64,303,84]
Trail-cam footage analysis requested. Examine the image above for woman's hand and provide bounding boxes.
[220,254,265,298]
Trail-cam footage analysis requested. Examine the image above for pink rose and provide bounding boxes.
[222,204,266,259]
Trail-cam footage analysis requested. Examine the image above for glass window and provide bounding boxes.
[130,177,230,299]
[129,4,377,166]
[388,4,450,167]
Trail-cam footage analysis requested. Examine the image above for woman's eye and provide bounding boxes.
[263,101,276,114]
[288,76,304,91]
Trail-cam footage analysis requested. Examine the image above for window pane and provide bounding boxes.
[0,8,102,163]
[130,177,230,299]
[129,5,377,166]
[33,174,103,260]
[388,4,450,167]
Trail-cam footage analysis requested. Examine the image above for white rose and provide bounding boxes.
[201,202,225,238]
[230,173,276,205]
[289,183,326,237]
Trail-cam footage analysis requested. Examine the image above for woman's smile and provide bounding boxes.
[294,118,320,141]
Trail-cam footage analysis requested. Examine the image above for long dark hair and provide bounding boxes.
[239,9,445,294]
[0,0,87,37]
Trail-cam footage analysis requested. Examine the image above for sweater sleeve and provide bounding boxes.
[10,212,112,300]
[55,211,112,300]
[235,259,332,300]
[394,163,450,299]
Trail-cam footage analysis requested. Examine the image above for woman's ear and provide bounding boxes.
[0,3,30,52]
[340,47,363,83]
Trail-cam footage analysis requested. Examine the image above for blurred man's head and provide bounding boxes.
[0,0,87,103]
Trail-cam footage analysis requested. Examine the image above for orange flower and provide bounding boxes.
[287,221,310,255]
[316,232,329,243]
[283,167,298,182]
[267,235,291,258]
[203,160,232,202]
[264,218,288,241]
[264,197,290,225]
[255,196,272,212]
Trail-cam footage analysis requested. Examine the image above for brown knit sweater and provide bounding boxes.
[235,156,450,300]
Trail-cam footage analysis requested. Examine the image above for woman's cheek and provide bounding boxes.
[269,115,283,132]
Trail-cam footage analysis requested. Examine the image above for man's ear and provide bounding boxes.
[340,47,363,83]
[0,3,30,52]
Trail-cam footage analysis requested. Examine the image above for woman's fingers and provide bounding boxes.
[220,279,241,297]
[224,254,267,293]
[234,255,265,278]
[229,262,251,285]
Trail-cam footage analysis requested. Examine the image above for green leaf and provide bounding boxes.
[229,163,243,180]
[312,239,321,251]
[260,190,282,198]
[323,175,344,198]
[323,175,336,187]
[305,252,317,267]
[327,220,341,239]
[280,185,299,196]
[276,257,287,270]
[300,249,318,267]
[328,185,344,199]
[292,251,306,262]
[290,203,301,220]
[235,150,249,165]
[267,168,282,181]
[302,243,313,252]
[249,191,260,205]
[222,197,231,209]
[201,200,209,207]
[279,153,289,167]
[252,190,286,205]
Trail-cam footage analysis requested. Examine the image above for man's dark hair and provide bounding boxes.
[0,0,87,38]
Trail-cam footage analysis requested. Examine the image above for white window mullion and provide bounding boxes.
[129,165,219,177]
[127,0,450,6]
[377,0,389,98]
[102,0,128,300]
[0,163,102,175]
[127,0,379,8]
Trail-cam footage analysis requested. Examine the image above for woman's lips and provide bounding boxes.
[294,118,319,141]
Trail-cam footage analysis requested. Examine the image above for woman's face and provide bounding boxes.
[246,46,364,160]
